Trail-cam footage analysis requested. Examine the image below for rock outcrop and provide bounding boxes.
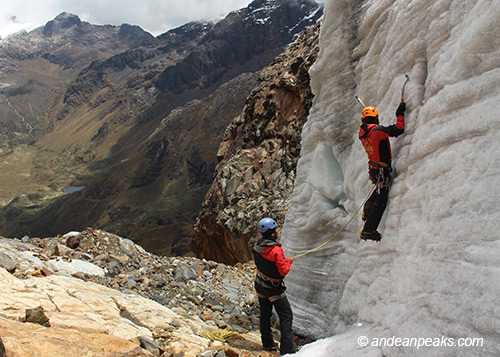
[0,315,150,356]
[0,229,275,356]
[192,22,321,264]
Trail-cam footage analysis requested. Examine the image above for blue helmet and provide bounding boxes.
[257,217,277,233]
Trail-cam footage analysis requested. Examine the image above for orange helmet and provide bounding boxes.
[362,106,379,119]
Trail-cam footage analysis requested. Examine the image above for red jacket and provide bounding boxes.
[253,238,292,298]
[359,114,404,168]
[255,243,292,277]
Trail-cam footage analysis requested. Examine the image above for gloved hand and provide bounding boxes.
[396,101,406,116]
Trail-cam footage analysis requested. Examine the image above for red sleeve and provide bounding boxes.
[271,245,292,276]
[396,114,405,130]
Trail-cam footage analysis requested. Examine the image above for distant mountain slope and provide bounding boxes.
[0,12,153,153]
[0,0,323,256]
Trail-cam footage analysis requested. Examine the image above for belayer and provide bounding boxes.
[358,101,406,241]
[253,217,297,354]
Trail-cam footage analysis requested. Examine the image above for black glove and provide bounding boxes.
[396,101,406,117]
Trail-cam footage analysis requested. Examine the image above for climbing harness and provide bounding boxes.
[255,269,285,292]
[291,184,377,259]
[368,162,392,192]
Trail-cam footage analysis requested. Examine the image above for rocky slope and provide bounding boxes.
[0,0,323,257]
[192,22,321,265]
[0,229,287,356]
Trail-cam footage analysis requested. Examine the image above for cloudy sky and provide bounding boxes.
[0,0,256,38]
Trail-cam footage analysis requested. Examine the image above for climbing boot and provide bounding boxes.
[360,230,381,242]
[263,341,278,351]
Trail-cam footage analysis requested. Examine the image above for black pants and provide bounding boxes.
[258,295,294,354]
[362,168,390,233]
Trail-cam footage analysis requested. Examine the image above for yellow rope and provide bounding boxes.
[290,185,377,259]
[200,328,243,342]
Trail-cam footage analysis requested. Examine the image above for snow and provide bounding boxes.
[281,0,500,355]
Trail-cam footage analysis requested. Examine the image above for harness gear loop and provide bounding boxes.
[291,184,377,259]
[375,169,390,193]
[256,269,284,289]
[368,161,391,192]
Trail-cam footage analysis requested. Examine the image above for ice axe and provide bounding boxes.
[401,74,410,102]
[355,95,366,108]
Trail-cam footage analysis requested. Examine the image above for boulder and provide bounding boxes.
[0,252,15,273]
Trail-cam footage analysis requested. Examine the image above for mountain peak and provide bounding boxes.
[247,0,318,10]
[43,12,82,36]
[53,12,81,22]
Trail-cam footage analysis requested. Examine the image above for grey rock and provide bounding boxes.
[119,237,141,259]
[0,252,16,273]
[79,253,94,261]
[174,262,198,282]
[137,335,162,356]
[55,243,72,256]
[106,261,121,276]
[125,275,136,289]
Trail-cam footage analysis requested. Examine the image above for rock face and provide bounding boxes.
[192,22,321,265]
[0,229,266,356]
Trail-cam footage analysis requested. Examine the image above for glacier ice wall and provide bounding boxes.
[282,0,500,355]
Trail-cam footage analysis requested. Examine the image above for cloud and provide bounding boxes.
[0,0,253,38]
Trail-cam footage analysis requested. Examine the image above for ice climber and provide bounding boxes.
[253,217,297,354]
[358,101,406,241]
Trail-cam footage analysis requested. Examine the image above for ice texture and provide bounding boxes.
[282,0,500,356]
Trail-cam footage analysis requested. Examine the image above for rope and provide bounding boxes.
[290,184,377,259]
[200,328,243,342]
